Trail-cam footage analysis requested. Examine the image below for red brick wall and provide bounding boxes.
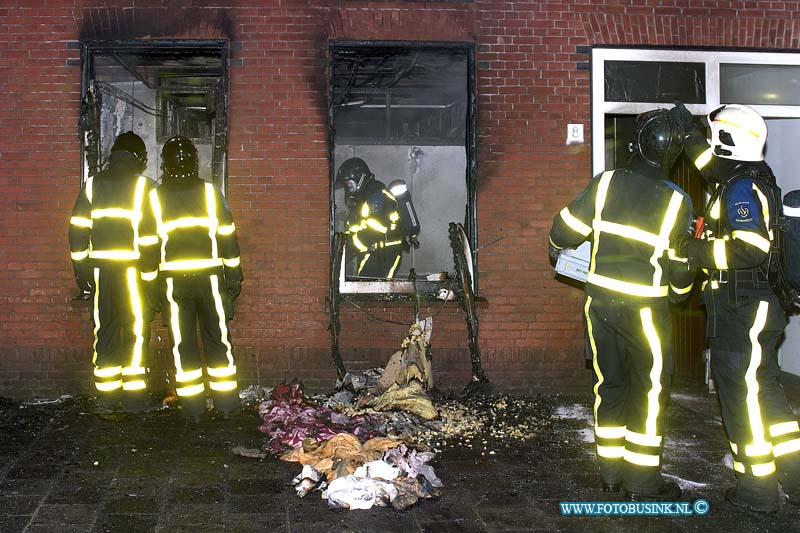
[1,0,798,398]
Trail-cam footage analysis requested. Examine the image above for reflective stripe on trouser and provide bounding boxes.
[356,250,402,279]
[165,272,237,397]
[707,289,794,482]
[585,294,672,491]
[91,265,149,393]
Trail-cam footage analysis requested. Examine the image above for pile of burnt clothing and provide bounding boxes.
[258,383,384,454]
[283,433,442,510]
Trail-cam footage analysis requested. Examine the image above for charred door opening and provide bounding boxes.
[80,41,228,191]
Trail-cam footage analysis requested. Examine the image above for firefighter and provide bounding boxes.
[69,131,159,412]
[671,102,800,513]
[336,157,407,279]
[549,109,695,501]
[148,136,243,421]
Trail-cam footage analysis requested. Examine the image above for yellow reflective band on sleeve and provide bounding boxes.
[384,240,403,247]
[71,250,89,261]
[139,235,159,246]
[207,366,237,378]
[713,239,728,269]
[94,366,123,378]
[366,218,388,233]
[209,381,238,392]
[670,282,693,294]
[597,445,625,459]
[694,147,713,170]
[625,430,662,448]
[352,235,368,253]
[549,237,563,251]
[595,426,626,439]
[745,301,770,455]
[70,216,92,228]
[734,461,746,473]
[141,270,157,281]
[773,438,800,457]
[624,449,660,467]
[752,461,777,477]
[559,207,592,237]
[176,368,204,383]
[770,421,800,437]
[218,224,236,235]
[177,383,205,397]
[640,308,664,438]
[585,273,669,298]
[667,249,689,263]
[222,257,240,268]
[360,202,370,218]
[731,230,771,253]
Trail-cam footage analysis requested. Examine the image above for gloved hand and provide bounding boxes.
[674,233,695,258]
[226,279,242,301]
[548,243,562,265]
[670,102,698,136]
[145,281,162,314]
[73,262,94,293]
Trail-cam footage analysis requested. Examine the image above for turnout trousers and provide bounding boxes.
[705,288,800,505]
[91,264,150,395]
[164,271,238,404]
[584,294,673,493]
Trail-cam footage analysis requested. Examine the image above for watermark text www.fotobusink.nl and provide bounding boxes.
[559,499,709,516]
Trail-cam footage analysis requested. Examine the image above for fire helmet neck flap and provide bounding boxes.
[161,136,199,181]
[708,103,767,162]
[111,131,147,172]
[629,109,685,171]
[335,157,374,195]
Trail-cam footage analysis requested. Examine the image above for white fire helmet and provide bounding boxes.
[708,104,767,162]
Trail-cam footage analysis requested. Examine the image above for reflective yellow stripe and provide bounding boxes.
[585,296,602,422]
[161,258,224,271]
[382,189,397,201]
[640,308,663,438]
[70,216,92,228]
[626,430,662,448]
[713,239,728,269]
[385,240,403,247]
[731,230,771,253]
[92,208,137,220]
[360,202,370,218]
[366,218,388,233]
[139,235,159,246]
[559,207,592,237]
[141,270,157,281]
[122,366,145,376]
[126,267,145,372]
[651,192,684,287]
[745,441,772,457]
[91,267,100,367]
[670,282,693,294]
[753,184,773,241]
[122,380,146,391]
[209,381,238,391]
[624,449,660,467]
[94,366,122,378]
[752,461,776,476]
[222,257,240,268]
[389,212,399,222]
[210,274,235,367]
[773,438,800,457]
[176,368,204,383]
[586,273,669,298]
[166,278,185,375]
[85,177,94,203]
[597,445,625,459]
[218,224,236,235]
[352,235,368,252]
[715,118,761,138]
[177,383,205,397]
[730,442,738,454]
[71,250,89,261]
[358,253,371,274]
[387,254,401,279]
[595,220,659,246]
[96,381,122,392]
[733,460,746,473]
[90,250,140,260]
[694,147,713,170]
[770,421,800,437]
[207,366,237,378]
[745,301,770,455]
[595,426,626,439]
[162,217,216,232]
[710,197,721,220]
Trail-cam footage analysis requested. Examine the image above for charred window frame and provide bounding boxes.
[79,40,229,192]
[329,41,477,296]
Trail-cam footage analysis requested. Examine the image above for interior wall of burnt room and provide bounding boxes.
[1,1,798,399]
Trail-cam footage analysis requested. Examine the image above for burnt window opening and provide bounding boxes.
[329,42,477,295]
[80,41,228,192]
